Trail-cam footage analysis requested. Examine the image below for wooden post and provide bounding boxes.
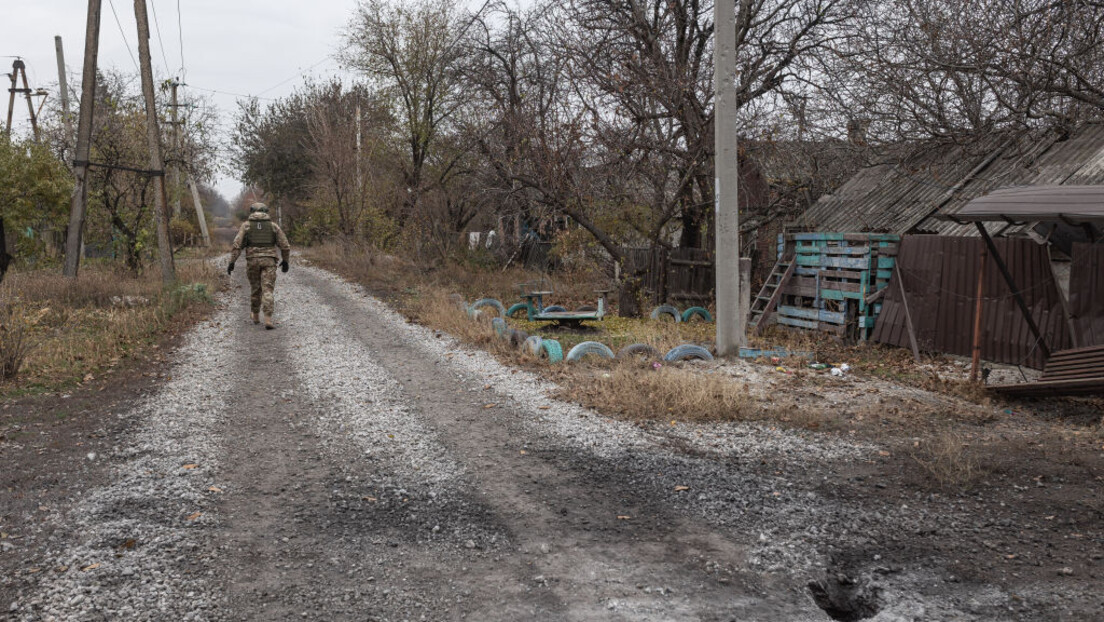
[133,0,175,284]
[970,243,988,382]
[895,265,921,363]
[63,0,103,278]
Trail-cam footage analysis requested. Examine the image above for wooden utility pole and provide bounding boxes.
[63,0,102,278]
[970,243,988,382]
[714,0,745,356]
[133,0,175,284]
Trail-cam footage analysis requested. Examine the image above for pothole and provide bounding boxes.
[807,573,881,622]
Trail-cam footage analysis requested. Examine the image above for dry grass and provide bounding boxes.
[0,261,220,395]
[555,364,756,423]
[907,431,984,489]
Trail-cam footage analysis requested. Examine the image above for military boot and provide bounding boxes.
[251,312,260,325]
[265,316,275,330]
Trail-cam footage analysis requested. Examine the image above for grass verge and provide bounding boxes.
[0,261,221,397]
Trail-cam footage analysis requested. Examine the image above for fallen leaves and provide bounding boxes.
[484,403,497,409]
[674,485,690,492]
[617,515,631,520]
[186,511,203,521]
[207,486,223,493]
[81,563,100,572]
[181,464,199,470]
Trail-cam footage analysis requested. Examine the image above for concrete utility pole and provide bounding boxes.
[169,79,182,218]
[133,0,175,284]
[5,60,41,140]
[63,0,102,278]
[187,178,211,247]
[714,0,746,356]
[54,36,73,132]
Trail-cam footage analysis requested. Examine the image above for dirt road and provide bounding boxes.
[3,265,1100,621]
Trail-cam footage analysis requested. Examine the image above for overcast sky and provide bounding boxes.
[3,0,363,201]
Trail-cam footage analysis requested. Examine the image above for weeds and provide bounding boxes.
[0,261,220,393]
[908,431,983,489]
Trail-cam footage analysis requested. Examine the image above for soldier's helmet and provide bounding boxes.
[249,202,270,214]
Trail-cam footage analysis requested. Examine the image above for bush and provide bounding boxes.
[0,304,36,382]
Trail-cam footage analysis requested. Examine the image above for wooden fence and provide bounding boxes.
[619,246,714,315]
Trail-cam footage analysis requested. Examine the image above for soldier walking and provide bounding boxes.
[227,203,291,329]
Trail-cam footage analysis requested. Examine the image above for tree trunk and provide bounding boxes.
[0,217,12,285]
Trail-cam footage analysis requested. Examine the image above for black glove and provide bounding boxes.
[227,262,235,275]
[280,260,289,273]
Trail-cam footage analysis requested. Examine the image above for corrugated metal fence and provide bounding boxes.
[872,236,1071,369]
[1069,243,1104,347]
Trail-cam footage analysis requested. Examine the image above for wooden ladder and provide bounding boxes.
[748,256,795,333]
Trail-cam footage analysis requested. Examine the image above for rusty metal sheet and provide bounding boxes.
[872,236,1072,369]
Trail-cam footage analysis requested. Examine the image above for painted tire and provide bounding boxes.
[508,328,529,348]
[470,298,506,317]
[566,341,615,362]
[491,317,508,337]
[543,305,567,313]
[575,304,597,312]
[681,306,713,323]
[663,344,714,362]
[540,338,564,363]
[650,304,682,322]
[506,302,530,318]
[617,343,661,360]
[524,336,544,357]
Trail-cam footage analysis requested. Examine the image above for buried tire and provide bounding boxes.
[650,304,681,322]
[524,336,544,357]
[566,341,615,362]
[508,328,529,348]
[539,338,564,363]
[616,343,661,360]
[506,302,530,318]
[470,298,506,317]
[491,317,508,337]
[543,305,567,313]
[681,306,713,323]
[663,344,714,362]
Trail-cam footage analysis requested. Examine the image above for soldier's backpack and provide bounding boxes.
[244,220,276,248]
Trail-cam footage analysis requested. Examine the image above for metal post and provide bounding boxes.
[970,242,987,382]
[714,0,745,356]
[133,0,175,284]
[63,0,102,278]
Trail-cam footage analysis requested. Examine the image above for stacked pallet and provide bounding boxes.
[757,232,899,340]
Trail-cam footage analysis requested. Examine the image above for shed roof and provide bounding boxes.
[953,185,1104,224]
[800,123,1104,235]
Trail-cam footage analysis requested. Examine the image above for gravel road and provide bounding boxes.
[4,264,1100,621]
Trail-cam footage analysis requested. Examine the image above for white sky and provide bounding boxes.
[3,0,362,201]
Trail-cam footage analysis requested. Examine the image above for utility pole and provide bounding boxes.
[714,0,745,356]
[169,79,182,217]
[187,178,211,247]
[63,0,102,278]
[54,37,73,133]
[5,59,41,140]
[133,0,175,284]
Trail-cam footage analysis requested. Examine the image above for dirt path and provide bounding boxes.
[4,264,1100,621]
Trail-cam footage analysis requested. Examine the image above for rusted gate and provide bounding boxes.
[1069,243,1104,347]
[620,247,714,314]
[872,236,1071,369]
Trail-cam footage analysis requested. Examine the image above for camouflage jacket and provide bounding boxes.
[230,212,291,264]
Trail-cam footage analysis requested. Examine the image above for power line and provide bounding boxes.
[149,0,174,76]
[176,0,186,77]
[107,0,140,73]
[186,84,275,101]
[255,55,332,96]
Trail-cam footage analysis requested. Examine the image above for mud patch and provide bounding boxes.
[807,572,882,621]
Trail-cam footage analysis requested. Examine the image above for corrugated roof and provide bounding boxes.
[801,123,1104,236]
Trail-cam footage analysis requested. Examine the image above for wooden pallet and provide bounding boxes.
[770,232,899,339]
[993,345,1104,397]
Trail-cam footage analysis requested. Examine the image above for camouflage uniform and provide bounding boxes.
[229,212,291,318]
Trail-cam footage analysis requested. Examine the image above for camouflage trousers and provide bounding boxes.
[246,257,279,316]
